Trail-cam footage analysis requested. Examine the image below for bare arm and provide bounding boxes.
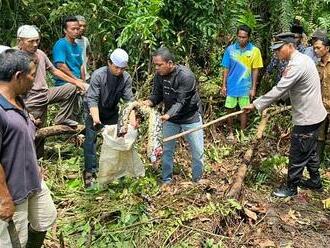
[89,107,101,125]
[0,165,15,221]
[221,68,229,96]
[56,63,77,79]
[51,67,85,91]
[251,68,259,98]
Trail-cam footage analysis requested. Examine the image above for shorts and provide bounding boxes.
[225,96,250,109]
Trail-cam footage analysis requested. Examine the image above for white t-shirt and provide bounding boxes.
[75,36,91,80]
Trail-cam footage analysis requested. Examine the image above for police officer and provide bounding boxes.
[244,33,327,197]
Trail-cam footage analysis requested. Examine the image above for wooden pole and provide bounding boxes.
[163,110,244,143]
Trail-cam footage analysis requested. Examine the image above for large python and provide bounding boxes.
[117,101,163,163]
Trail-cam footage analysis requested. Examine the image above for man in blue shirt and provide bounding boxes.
[53,16,88,122]
[53,16,86,88]
[221,25,263,141]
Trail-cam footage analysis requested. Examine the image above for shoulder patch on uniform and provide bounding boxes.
[282,65,292,77]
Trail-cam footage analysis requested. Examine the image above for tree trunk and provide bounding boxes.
[226,106,291,199]
[36,125,85,139]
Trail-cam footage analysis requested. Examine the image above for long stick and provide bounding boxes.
[163,110,244,143]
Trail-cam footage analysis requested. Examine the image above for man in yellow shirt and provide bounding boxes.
[221,25,263,140]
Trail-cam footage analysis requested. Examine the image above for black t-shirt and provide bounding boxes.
[149,65,202,124]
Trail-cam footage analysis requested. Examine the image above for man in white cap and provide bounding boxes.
[244,32,327,197]
[17,24,85,157]
[83,48,135,188]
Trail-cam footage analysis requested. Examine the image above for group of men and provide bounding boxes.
[0,17,329,247]
[222,24,329,197]
[0,16,92,247]
[0,15,204,246]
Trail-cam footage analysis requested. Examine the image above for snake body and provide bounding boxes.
[117,101,163,162]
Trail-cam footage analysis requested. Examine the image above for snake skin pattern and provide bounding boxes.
[117,101,163,163]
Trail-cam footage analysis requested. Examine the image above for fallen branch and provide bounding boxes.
[36,124,85,139]
[164,110,244,142]
[226,106,292,199]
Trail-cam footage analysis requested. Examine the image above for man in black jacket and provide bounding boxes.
[144,47,204,184]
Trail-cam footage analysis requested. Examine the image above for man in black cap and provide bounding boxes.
[244,32,327,197]
[265,23,306,82]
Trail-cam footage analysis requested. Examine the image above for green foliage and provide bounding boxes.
[254,154,289,185]
[205,145,233,163]
[204,238,225,248]
[177,199,241,223]
[2,1,330,246]
[1,0,328,78]
[318,13,330,30]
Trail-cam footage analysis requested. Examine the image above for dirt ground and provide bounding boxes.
[43,118,330,248]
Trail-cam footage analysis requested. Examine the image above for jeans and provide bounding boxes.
[287,124,322,187]
[84,110,119,174]
[162,115,204,183]
[83,113,98,173]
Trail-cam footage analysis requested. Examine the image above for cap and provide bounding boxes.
[311,29,327,39]
[0,45,10,54]
[271,32,296,50]
[17,25,39,39]
[109,48,129,68]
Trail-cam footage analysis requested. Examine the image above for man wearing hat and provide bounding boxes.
[244,32,327,197]
[265,22,306,82]
[83,48,135,188]
[17,24,85,157]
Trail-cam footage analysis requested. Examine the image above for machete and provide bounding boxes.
[7,220,21,248]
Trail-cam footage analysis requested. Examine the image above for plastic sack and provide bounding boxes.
[98,124,145,186]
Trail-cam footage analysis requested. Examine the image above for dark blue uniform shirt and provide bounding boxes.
[0,95,41,204]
